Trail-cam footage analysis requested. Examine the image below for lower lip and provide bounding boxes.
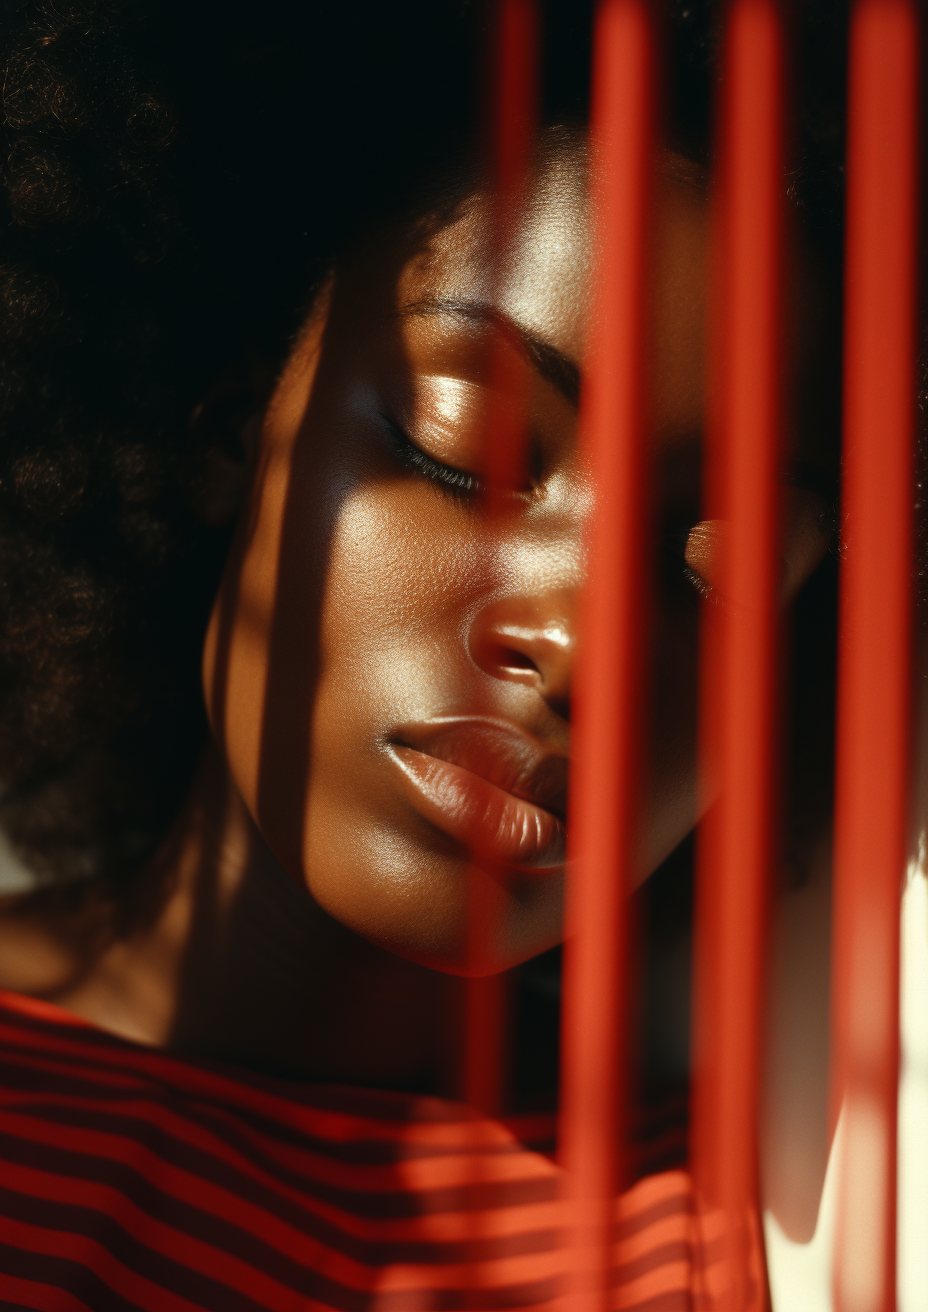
[388,745,566,870]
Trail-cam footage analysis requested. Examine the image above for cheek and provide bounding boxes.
[203,424,354,883]
[315,488,481,697]
[201,460,452,928]
[203,443,704,965]
[208,468,564,969]
[305,488,481,899]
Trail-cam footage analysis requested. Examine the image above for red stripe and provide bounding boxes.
[0,1144,561,1280]
[0,1218,215,1312]
[0,1273,95,1312]
[0,999,488,1134]
[0,1171,303,1311]
[0,1049,531,1170]
[0,998,722,1308]
[0,1106,559,1242]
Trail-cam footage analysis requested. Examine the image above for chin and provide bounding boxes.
[302,831,566,975]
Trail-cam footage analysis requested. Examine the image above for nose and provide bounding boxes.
[468,593,575,715]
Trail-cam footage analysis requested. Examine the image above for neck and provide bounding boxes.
[0,741,460,1094]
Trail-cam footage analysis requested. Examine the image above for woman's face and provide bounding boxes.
[202,149,828,973]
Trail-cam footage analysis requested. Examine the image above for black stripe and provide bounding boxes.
[0,1055,154,1105]
[0,1007,479,1126]
[615,1190,693,1242]
[0,1243,143,1312]
[7,1104,558,1219]
[0,1304,67,1311]
[613,1241,694,1287]
[182,1096,524,1165]
[0,1050,521,1166]
[624,1295,691,1312]
[0,1190,273,1312]
[0,1129,560,1271]
[0,1303,81,1311]
[370,1274,564,1310]
[0,1015,147,1064]
[0,1189,479,1312]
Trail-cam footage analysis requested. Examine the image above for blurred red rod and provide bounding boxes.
[463,0,540,1116]
[483,0,541,505]
[831,3,918,1309]
[690,1,784,1306]
[559,1,654,1307]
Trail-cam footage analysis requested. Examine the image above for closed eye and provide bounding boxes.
[660,519,718,601]
[382,417,482,498]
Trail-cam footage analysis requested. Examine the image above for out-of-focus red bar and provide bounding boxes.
[463,909,508,1115]
[559,1,654,1306]
[463,0,540,1116]
[831,4,918,1310]
[690,1,783,1305]
[492,0,538,195]
[483,0,540,509]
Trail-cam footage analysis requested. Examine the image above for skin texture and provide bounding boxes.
[204,150,829,974]
[203,155,708,972]
[0,145,837,1222]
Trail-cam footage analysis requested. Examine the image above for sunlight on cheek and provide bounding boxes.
[323,487,482,637]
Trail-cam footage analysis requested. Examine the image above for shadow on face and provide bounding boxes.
[201,142,835,976]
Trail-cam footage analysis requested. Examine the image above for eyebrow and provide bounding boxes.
[398,295,582,410]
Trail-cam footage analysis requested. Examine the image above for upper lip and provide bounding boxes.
[388,717,568,820]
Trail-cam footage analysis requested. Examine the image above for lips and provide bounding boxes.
[387,718,567,869]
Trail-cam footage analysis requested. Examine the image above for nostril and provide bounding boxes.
[468,599,575,706]
[488,643,539,674]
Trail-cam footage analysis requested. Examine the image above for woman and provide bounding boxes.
[0,1,854,1306]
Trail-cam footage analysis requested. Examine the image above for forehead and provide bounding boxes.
[392,150,711,438]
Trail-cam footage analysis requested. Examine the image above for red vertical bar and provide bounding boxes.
[484,0,541,505]
[559,2,654,1307]
[690,2,784,1306]
[463,0,540,1116]
[832,4,918,1310]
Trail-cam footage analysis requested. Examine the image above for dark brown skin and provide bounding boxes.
[0,146,835,1227]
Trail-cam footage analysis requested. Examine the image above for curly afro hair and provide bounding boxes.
[0,0,852,893]
[0,0,486,890]
[0,0,217,890]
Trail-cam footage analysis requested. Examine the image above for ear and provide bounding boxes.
[187,355,278,526]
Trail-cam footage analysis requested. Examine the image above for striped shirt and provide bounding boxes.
[0,991,765,1310]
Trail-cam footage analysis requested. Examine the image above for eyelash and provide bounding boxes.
[660,523,716,600]
[383,419,482,498]
[384,421,714,599]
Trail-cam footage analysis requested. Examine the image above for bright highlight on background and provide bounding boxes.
[764,864,928,1312]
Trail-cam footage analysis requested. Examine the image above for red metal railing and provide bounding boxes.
[558,2,654,1308]
[691,2,784,1307]
[832,5,918,1311]
[463,0,541,1117]
[465,1,920,1306]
